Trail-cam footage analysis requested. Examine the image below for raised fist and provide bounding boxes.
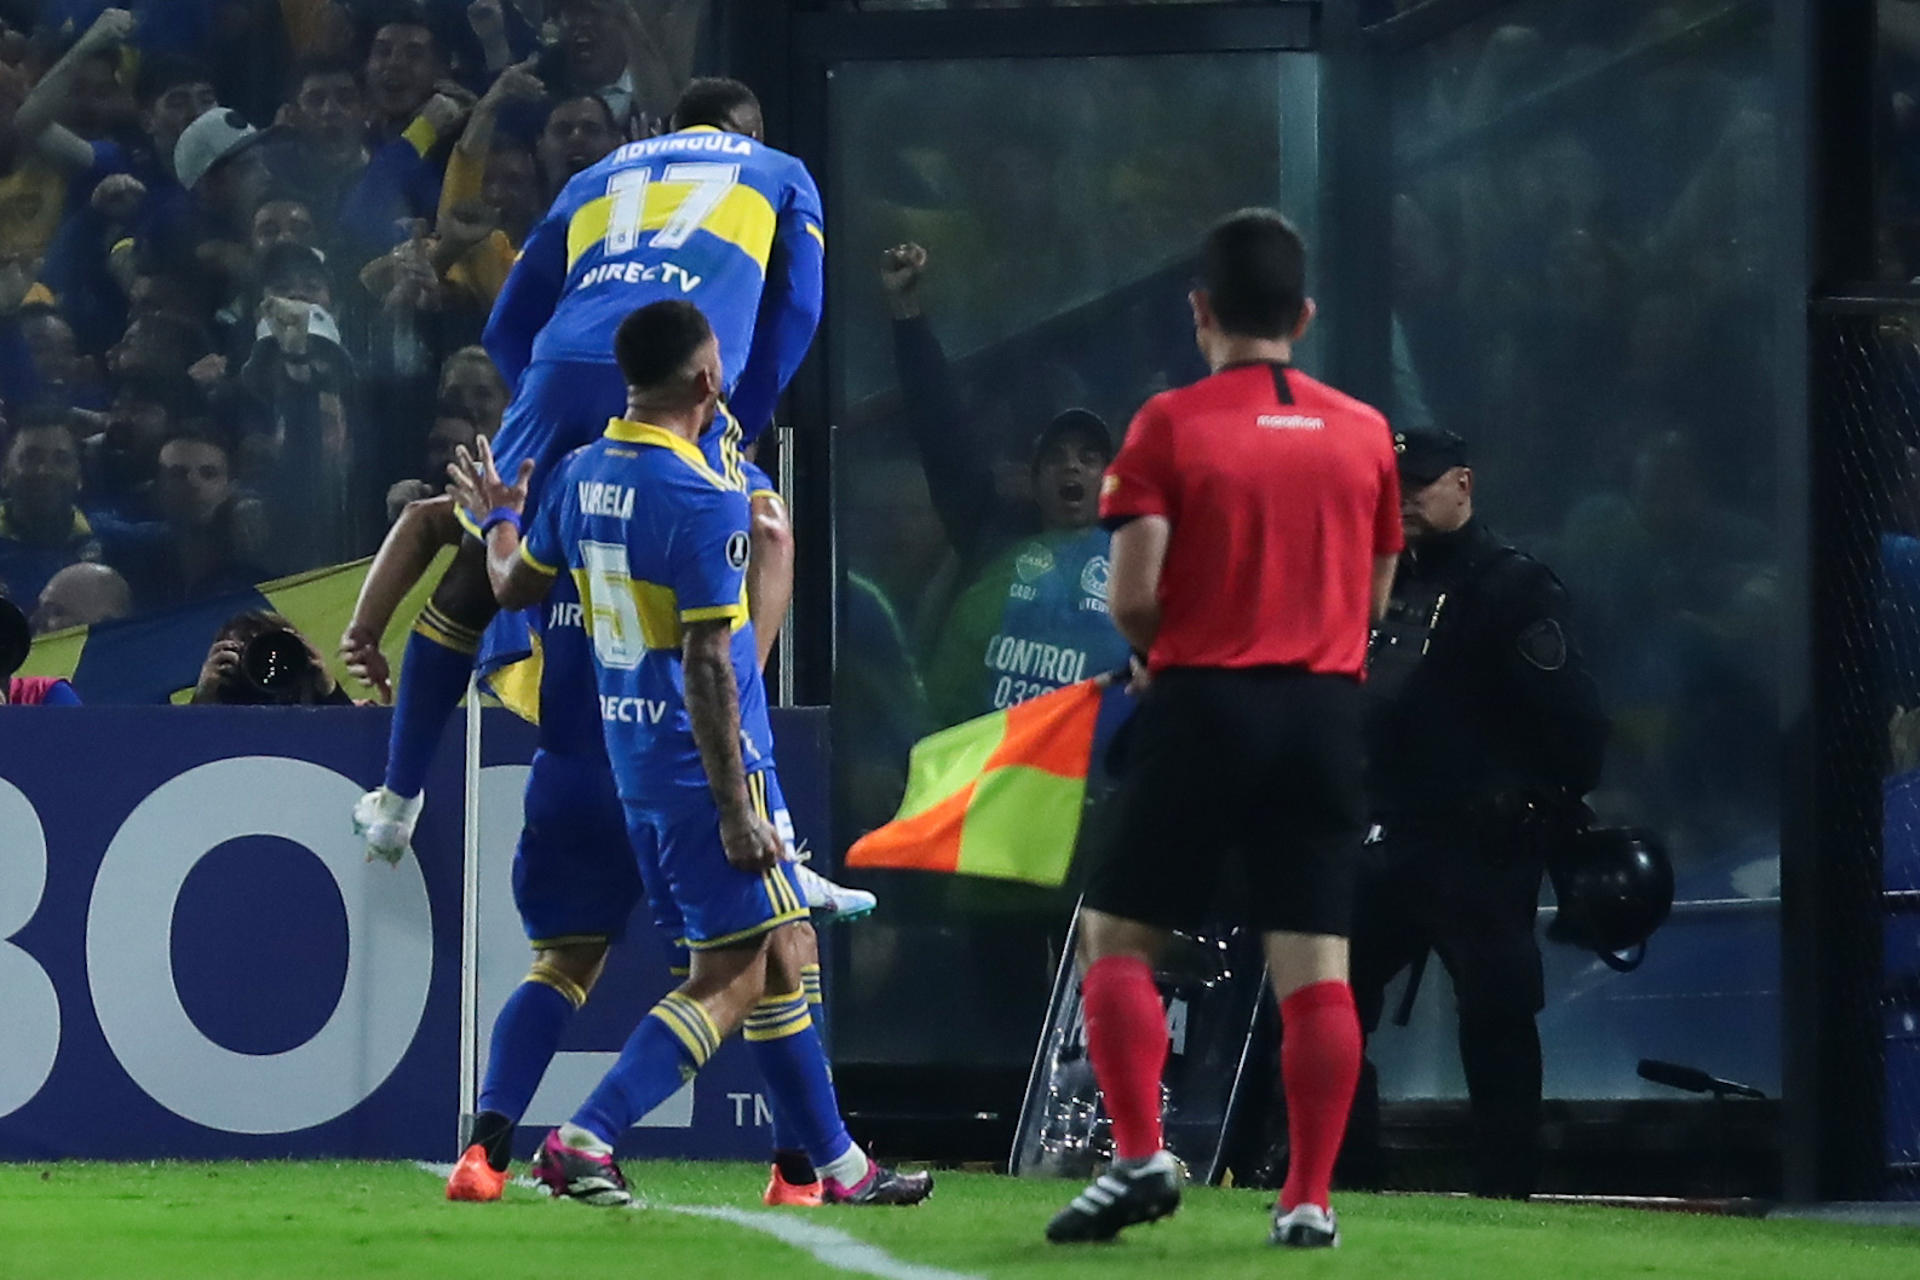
[82,8,134,51]
[879,242,927,296]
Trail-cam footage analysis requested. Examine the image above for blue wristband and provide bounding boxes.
[480,507,522,536]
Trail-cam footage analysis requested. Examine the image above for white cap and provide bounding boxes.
[172,107,262,190]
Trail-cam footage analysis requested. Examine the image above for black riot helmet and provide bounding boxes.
[1546,826,1674,971]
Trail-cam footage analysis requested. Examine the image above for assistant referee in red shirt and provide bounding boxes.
[1046,210,1402,1250]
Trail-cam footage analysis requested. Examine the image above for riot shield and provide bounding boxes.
[1009,899,1270,1184]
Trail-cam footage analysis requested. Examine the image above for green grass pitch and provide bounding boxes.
[0,1161,1915,1280]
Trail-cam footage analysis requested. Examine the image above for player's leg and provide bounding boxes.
[450,940,607,1200]
[532,786,803,1205]
[354,541,493,860]
[740,467,874,923]
[533,930,773,1206]
[1255,671,1369,1250]
[749,927,933,1205]
[1047,673,1229,1243]
[624,796,834,1201]
[358,360,626,859]
[452,751,640,1200]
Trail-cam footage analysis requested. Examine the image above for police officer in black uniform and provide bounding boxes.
[1344,428,1608,1199]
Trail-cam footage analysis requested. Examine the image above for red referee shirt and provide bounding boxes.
[1099,362,1402,677]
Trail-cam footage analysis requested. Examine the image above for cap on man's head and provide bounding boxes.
[173,107,264,190]
[1394,428,1468,487]
[1033,408,1113,464]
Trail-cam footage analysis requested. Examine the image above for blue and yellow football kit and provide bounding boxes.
[520,419,803,952]
[507,450,776,962]
[478,126,823,524]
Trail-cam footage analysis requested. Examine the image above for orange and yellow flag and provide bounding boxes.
[846,679,1103,887]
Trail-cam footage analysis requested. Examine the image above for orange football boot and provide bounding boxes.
[446,1143,508,1202]
[764,1164,825,1207]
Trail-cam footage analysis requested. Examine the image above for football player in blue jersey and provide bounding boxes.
[343,485,868,1207]
[354,76,824,864]
[454,300,930,1207]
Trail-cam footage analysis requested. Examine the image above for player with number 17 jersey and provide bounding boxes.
[482,120,824,504]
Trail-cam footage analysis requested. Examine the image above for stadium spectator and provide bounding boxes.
[35,50,216,356]
[880,242,1128,727]
[432,57,545,306]
[240,277,362,573]
[536,93,622,189]
[250,195,320,262]
[121,427,266,608]
[106,309,213,380]
[362,8,451,142]
[170,106,275,308]
[0,14,130,265]
[191,608,350,705]
[83,371,193,521]
[17,302,101,408]
[270,57,371,218]
[0,407,135,606]
[31,558,130,633]
[539,0,640,131]
[386,401,476,523]
[437,344,508,435]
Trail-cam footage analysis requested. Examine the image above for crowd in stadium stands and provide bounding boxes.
[0,0,710,640]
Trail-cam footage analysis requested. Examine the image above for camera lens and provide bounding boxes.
[240,628,314,700]
[0,596,29,680]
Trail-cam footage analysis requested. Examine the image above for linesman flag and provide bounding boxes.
[846,679,1104,888]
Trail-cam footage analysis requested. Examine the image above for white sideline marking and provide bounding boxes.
[417,1163,980,1280]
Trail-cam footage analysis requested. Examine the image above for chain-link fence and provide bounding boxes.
[1811,303,1920,1197]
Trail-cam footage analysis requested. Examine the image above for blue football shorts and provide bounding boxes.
[623,768,806,952]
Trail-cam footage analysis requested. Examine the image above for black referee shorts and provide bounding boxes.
[1084,666,1366,938]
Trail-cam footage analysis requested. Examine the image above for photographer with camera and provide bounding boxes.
[1341,429,1609,1200]
[192,609,349,706]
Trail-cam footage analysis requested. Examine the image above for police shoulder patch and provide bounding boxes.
[1517,618,1567,671]
[725,530,750,570]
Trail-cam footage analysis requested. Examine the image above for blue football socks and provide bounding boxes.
[384,615,479,798]
[572,991,719,1148]
[746,988,856,1169]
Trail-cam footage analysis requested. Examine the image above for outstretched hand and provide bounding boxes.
[447,434,533,522]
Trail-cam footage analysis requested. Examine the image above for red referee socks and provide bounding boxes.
[1081,955,1168,1161]
[1279,979,1361,1213]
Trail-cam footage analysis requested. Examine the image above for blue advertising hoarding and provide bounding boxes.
[0,706,830,1162]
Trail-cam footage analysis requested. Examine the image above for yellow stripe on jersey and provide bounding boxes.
[602,418,733,492]
[569,570,748,651]
[681,602,747,624]
[565,183,779,272]
[519,541,559,575]
[804,222,824,249]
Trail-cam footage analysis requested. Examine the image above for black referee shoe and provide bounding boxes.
[1045,1151,1182,1243]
